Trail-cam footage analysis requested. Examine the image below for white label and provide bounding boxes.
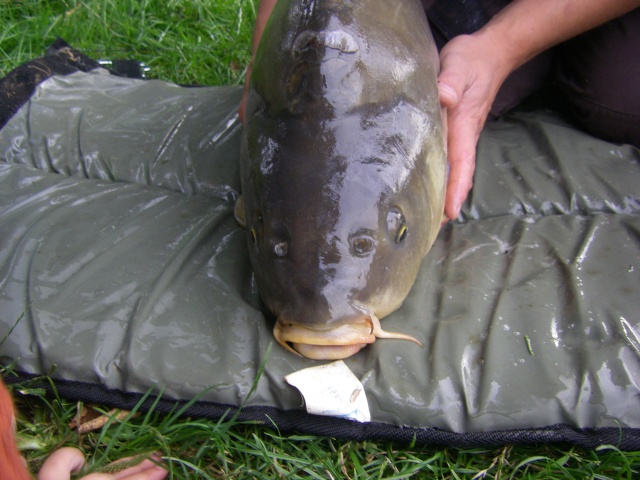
[285,360,371,422]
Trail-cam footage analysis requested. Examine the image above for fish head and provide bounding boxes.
[239,97,445,360]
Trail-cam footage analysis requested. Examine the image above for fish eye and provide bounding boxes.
[351,235,375,256]
[396,223,408,243]
[250,214,263,248]
[387,207,408,244]
[274,241,289,258]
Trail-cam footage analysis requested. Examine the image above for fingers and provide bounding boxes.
[444,131,476,220]
[442,95,478,221]
[437,35,477,110]
[437,80,459,109]
[442,94,481,220]
[109,454,167,480]
[240,0,278,124]
[238,91,247,125]
[239,64,251,125]
[38,447,86,480]
[436,35,501,220]
[80,457,168,480]
[438,81,480,220]
[38,448,168,480]
[438,63,470,111]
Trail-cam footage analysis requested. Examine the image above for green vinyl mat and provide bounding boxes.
[0,47,638,448]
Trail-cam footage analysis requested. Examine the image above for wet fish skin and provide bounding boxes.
[236,0,447,359]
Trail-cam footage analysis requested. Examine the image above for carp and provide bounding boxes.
[236,0,447,360]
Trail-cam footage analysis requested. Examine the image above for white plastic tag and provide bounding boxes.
[285,360,371,422]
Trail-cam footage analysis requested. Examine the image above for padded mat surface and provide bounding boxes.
[1,71,639,437]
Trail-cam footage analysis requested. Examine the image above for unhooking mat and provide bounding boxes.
[1,47,639,449]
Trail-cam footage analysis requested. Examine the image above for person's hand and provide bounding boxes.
[435,0,640,220]
[437,33,512,220]
[239,0,278,124]
[238,64,251,125]
[38,447,167,480]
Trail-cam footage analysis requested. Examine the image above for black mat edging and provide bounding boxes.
[0,38,100,130]
[4,371,639,451]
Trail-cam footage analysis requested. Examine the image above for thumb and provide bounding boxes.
[38,447,86,480]
[437,39,473,109]
[437,75,461,109]
[437,56,470,109]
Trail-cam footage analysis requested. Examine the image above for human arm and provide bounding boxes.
[438,0,640,220]
[239,0,278,124]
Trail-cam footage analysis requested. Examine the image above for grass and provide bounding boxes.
[5,369,639,479]
[0,0,256,85]
[1,1,639,478]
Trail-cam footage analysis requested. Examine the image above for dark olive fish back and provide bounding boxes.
[237,0,447,360]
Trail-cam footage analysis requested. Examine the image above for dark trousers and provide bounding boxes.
[554,8,640,147]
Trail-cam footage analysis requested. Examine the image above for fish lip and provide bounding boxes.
[273,310,423,360]
[290,342,369,360]
[273,317,376,357]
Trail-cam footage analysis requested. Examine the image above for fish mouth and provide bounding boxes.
[273,312,423,360]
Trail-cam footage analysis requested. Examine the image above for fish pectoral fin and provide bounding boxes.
[234,195,247,228]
